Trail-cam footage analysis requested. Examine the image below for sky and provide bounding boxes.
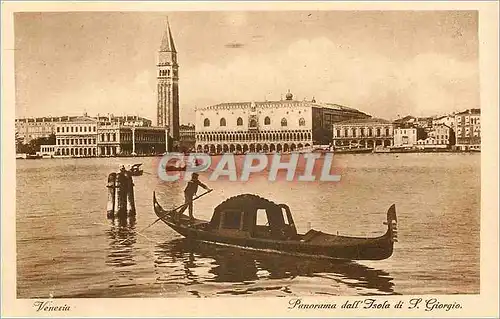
[14,11,479,123]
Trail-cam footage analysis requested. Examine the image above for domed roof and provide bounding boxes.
[285,90,293,100]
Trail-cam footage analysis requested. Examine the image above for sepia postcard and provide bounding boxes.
[2,1,499,318]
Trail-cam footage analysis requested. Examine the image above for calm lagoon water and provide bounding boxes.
[16,153,480,297]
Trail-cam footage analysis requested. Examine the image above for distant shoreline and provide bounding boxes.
[16,150,480,160]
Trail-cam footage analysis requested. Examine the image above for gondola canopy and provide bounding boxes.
[209,194,297,239]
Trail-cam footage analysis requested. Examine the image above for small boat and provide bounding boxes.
[164,158,202,172]
[130,163,143,176]
[165,164,187,172]
[153,193,398,261]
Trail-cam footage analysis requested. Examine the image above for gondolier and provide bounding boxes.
[177,173,211,221]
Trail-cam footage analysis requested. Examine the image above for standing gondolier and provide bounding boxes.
[177,173,211,221]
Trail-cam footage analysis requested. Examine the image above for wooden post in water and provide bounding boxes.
[106,173,117,218]
[115,170,128,218]
[126,172,136,216]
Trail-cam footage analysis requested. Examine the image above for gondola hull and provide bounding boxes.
[153,193,397,261]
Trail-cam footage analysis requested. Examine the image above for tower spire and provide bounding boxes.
[157,18,179,151]
[160,18,176,52]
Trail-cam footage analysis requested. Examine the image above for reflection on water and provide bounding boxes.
[154,239,395,296]
[106,216,137,268]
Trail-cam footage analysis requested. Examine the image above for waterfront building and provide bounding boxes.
[415,124,452,149]
[38,145,56,157]
[54,116,98,156]
[156,20,179,147]
[332,118,394,149]
[15,117,60,143]
[179,124,196,151]
[393,125,427,148]
[97,123,167,156]
[15,114,152,144]
[311,100,371,144]
[415,117,434,129]
[195,91,369,154]
[50,114,166,157]
[432,114,456,130]
[455,108,481,151]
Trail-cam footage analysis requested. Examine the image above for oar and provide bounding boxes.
[117,189,213,245]
[149,188,213,228]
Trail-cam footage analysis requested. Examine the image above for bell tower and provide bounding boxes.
[157,19,179,144]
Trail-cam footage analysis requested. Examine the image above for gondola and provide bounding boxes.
[152,192,398,261]
[165,164,187,172]
[164,159,202,172]
[130,163,143,176]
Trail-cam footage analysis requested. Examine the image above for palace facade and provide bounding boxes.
[195,92,370,154]
[332,118,394,149]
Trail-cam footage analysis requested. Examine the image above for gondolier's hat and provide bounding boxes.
[192,172,199,178]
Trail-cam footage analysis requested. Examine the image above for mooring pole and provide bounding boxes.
[115,170,128,218]
[106,172,117,218]
[126,172,136,216]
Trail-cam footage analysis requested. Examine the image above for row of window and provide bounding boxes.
[196,143,312,153]
[100,133,117,142]
[57,126,96,133]
[417,139,448,145]
[457,132,480,138]
[457,128,481,136]
[335,127,391,138]
[196,131,312,143]
[24,127,52,132]
[428,135,449,140]
[395,129,414,135]
[56,132,165,144]
[56,148,97,156]
[457,117,480,125]
[18,122,53,126]
[197,129,309,135]
[57,138,96,146]
[159,69,171,77]
[204,117,306,128]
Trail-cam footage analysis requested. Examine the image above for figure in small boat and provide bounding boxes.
[176,173,211,222]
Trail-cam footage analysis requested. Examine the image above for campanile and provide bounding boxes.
[157,20,179,143]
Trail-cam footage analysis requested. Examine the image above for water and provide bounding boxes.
[16,153,480,298]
